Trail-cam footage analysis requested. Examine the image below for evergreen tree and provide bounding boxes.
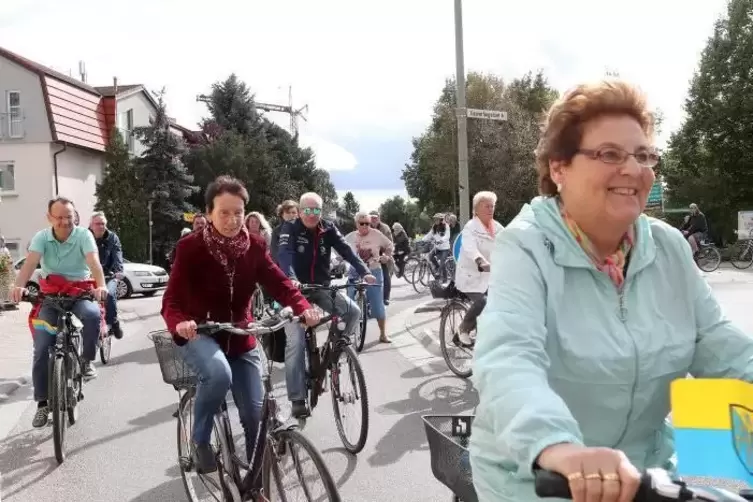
[342,191,360,216]
[94,131,149,261]
[663,0,753,243]
[134,91,199,265]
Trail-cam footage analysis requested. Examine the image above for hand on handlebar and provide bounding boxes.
[176,320,198,340]
[93,287,109,302]
[363,274,377,284]
[291,279,302,289]
[536,443,640,502]
[301,308,320,327]
[10,286,26,304]
[378,255,390,264]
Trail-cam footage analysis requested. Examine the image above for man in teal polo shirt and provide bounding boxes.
[11,196,108,428]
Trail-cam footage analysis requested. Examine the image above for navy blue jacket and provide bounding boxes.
[93,229,124,276]
[278,219,369,285]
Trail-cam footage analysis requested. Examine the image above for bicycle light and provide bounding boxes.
[337,321,346,332]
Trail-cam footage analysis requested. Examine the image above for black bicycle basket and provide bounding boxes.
[430,279,458,299]
[422,415,478,502]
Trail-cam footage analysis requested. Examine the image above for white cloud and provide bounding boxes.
[299,135,358,171]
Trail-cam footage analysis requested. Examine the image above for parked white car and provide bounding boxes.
[12,257,168,299]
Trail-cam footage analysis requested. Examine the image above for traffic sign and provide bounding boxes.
[461,108,508,122]
[646,181,663,210]
[453,233,463,262]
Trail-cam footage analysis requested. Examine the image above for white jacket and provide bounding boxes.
[454,217,504,293]
[422,225,451,250]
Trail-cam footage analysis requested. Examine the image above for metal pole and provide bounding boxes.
[148,199,153,264]
[454,0,470,226]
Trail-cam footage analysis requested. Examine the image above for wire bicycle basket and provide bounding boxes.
[148,330,197,390]
[422,415,478,502]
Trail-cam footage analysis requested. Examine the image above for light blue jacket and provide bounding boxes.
[469,196,753,501]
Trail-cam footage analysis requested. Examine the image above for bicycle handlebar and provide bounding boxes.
[534,469,751,501]
[299,281,379,293]
[196,307,301,337]
[22,291,97,304]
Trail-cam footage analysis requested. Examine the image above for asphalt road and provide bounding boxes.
[0,278,473,501]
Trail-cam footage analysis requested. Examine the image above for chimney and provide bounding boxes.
[113,76,118,95]
[78,61,87,83]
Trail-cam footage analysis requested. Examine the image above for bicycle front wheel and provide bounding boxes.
[696,246,721,272]
[731,241,753,269]
[99,333,112,364]
[331,345,369,453]
[50,356,67,464]
[438,301,474,378]
[264,428,341,502]
[355,292,368,353]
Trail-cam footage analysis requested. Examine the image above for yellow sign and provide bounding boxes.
[183,213,195,223]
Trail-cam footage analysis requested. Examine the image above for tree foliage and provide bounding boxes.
[662,0,753,244]
[134,91,199,265]
[378,195,431,237]
[184,74,337,216]
[401,70,559,224]
[94,131,149,261]
[341,191,360,216]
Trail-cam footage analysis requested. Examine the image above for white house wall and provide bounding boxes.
[0,142,55,257]
[0,55,52,143]
[117,90,156,156]
[56,145,104,229]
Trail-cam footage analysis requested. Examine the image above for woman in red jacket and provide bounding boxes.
[162,175,319,477]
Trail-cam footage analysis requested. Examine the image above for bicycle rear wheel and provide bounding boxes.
[412,261,429,294]
[331,345,369,453]
[264,428,341,501]
[438,301,474,379]
[355,292,367,353]
[99,332,112,364]
[730,241,753,269]
[50,356,67,464]
[696,246,721,272]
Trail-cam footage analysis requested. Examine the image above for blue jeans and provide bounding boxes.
[348,267,386,321]
[32,299,101,402]
[105,279,119,326]
[283,289,360,402]
[180,336,264,462]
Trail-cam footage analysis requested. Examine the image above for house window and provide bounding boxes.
[0,162,14,192]
[118,109,134,153]
[7,91,23,138]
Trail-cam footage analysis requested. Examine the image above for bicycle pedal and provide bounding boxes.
[178,456,193,471]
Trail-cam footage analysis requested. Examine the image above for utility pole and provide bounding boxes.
[148,197,153,265]
[454,0,470,226]
[196,85,309,136]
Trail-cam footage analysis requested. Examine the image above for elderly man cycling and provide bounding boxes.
[11,197,108,428]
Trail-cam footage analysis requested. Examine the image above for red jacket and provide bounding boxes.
[161,231,311,356]
[28,274,106,336]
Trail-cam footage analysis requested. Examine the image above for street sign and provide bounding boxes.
[463,108,508,122]
[183,212,195,223]
[646,181,663,210]
[453,233,463,262]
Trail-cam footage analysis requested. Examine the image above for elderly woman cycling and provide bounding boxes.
[470,80,753,502]
[453,191,503,345]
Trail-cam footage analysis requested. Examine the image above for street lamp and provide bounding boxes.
[454,0,470,226]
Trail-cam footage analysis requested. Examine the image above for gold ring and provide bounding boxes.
[566,472,584,481]
[602,474,620,482]
[585,474,602,480]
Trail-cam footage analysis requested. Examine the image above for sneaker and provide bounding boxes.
[111,321,124,340]
[32,406,49,428]
[291,400,310,419]
[193,443,217,474]
[82,360,97,379]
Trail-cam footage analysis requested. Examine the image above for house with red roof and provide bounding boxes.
[0,46,200,257]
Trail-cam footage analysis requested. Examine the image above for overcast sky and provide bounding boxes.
[0,0,728,209]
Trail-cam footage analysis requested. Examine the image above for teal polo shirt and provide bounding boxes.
[28,227,98,281]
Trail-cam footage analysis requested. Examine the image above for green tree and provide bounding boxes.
[662,0,753,244]
[402,70,559,224]
[134,91,199,265]
[94,131,149,261]
[185,75,337,216]
[377,195,431,237]
[341,191,360,216]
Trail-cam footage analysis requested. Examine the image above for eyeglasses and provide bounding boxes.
[302,207,322,216]
[577,147,660,169]
[358,221,371,226]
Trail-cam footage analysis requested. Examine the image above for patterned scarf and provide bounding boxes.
[559,205,634,288]
[203,224,251,280]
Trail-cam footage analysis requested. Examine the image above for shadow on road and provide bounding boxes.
[367,373,477,468]
[321,447,358,488]
[108,346,158,367]
[129,477,184,501]
[0,402,177,498]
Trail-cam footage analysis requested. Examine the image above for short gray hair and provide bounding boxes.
[354,211,371,223]
[90,211,107,224]
[472,191,497,209]
[300,192,323,208]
